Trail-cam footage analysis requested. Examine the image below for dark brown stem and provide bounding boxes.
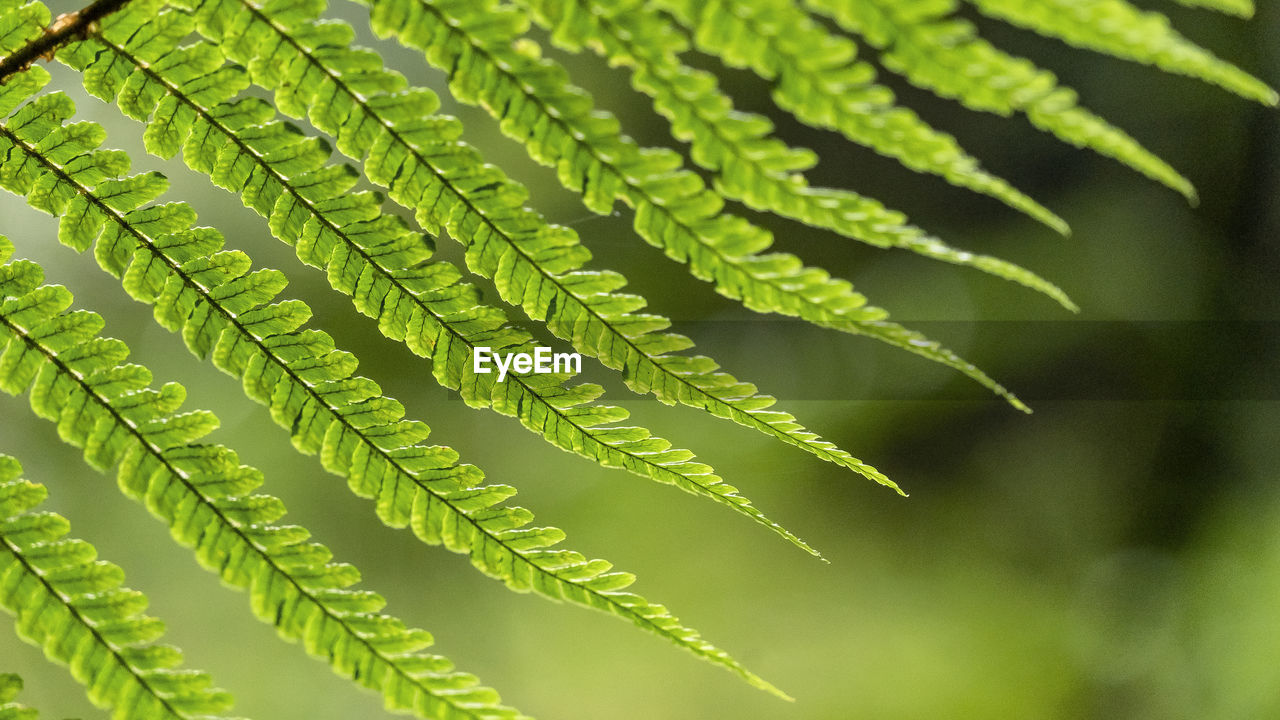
[0,0,131,84]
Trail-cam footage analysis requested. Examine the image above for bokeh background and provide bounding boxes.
[1,2,1278,718]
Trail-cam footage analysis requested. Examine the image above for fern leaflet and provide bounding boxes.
[363,0,1033,412]
[1167,0,1253,15]
[1,673,39,720]
[0,455,238,720]
[174,0,897,497]
[27,0,815,547]
[966,0,1278,105]
[0,79,811,698]
[0,239,539,718]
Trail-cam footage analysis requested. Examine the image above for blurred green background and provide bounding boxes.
[1,2,1278,718]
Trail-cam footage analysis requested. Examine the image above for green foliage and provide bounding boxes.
[180,0,898,492]
[0,246,533,719]
[46,0,824,543]
[0,457,234,720]
[364,0,1039,413]
[0,74,787,693]
[0,0,1272,717]
[966,0,1277,105]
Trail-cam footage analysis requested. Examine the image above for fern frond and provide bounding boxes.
[643,0,1077,307]
[361,0,1072,305]
[515,0,1064,234]
[0,455,238,720]
[0,78,804,693]
[172,0,889,508]
[805,0,1201,201]
[32,1,814,547]
[650,0,1061,224]
[363,0,1033,412]
[967,0,1278,105]
[0,247,538,718]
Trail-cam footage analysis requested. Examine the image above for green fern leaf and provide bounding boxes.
[650,0,1067,224]
[642,0,1077,307]
[0,248,541,718]
[0,0,1270,714]
[518,0,1065,233]
[805,0,1202,201]
[170,0,899,503]
[0,81,815,693]
[362,0,1033,412]
[0,455,238,720]
[966,0,1277,105]
[36,1,814,545]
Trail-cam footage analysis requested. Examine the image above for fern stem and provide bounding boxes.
[0,0,130,83]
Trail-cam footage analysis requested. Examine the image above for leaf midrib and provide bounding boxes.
[85,28,750,664]
[0,529,189,720]
[0,120,503,720]
[390,0,872,477]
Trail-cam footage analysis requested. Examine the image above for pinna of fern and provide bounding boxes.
[31,0,906,518]
[0,238,534,718]
[0,0,1275,716]
[0,234,793,712]
[0,455,239,720]
[0,64,798,696]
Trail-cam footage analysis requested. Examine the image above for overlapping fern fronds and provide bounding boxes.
[0,0,1273,716]
[0,71,789,698]
[0,240,536,718]
[36,0,859,534]
[177,0,912,483]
